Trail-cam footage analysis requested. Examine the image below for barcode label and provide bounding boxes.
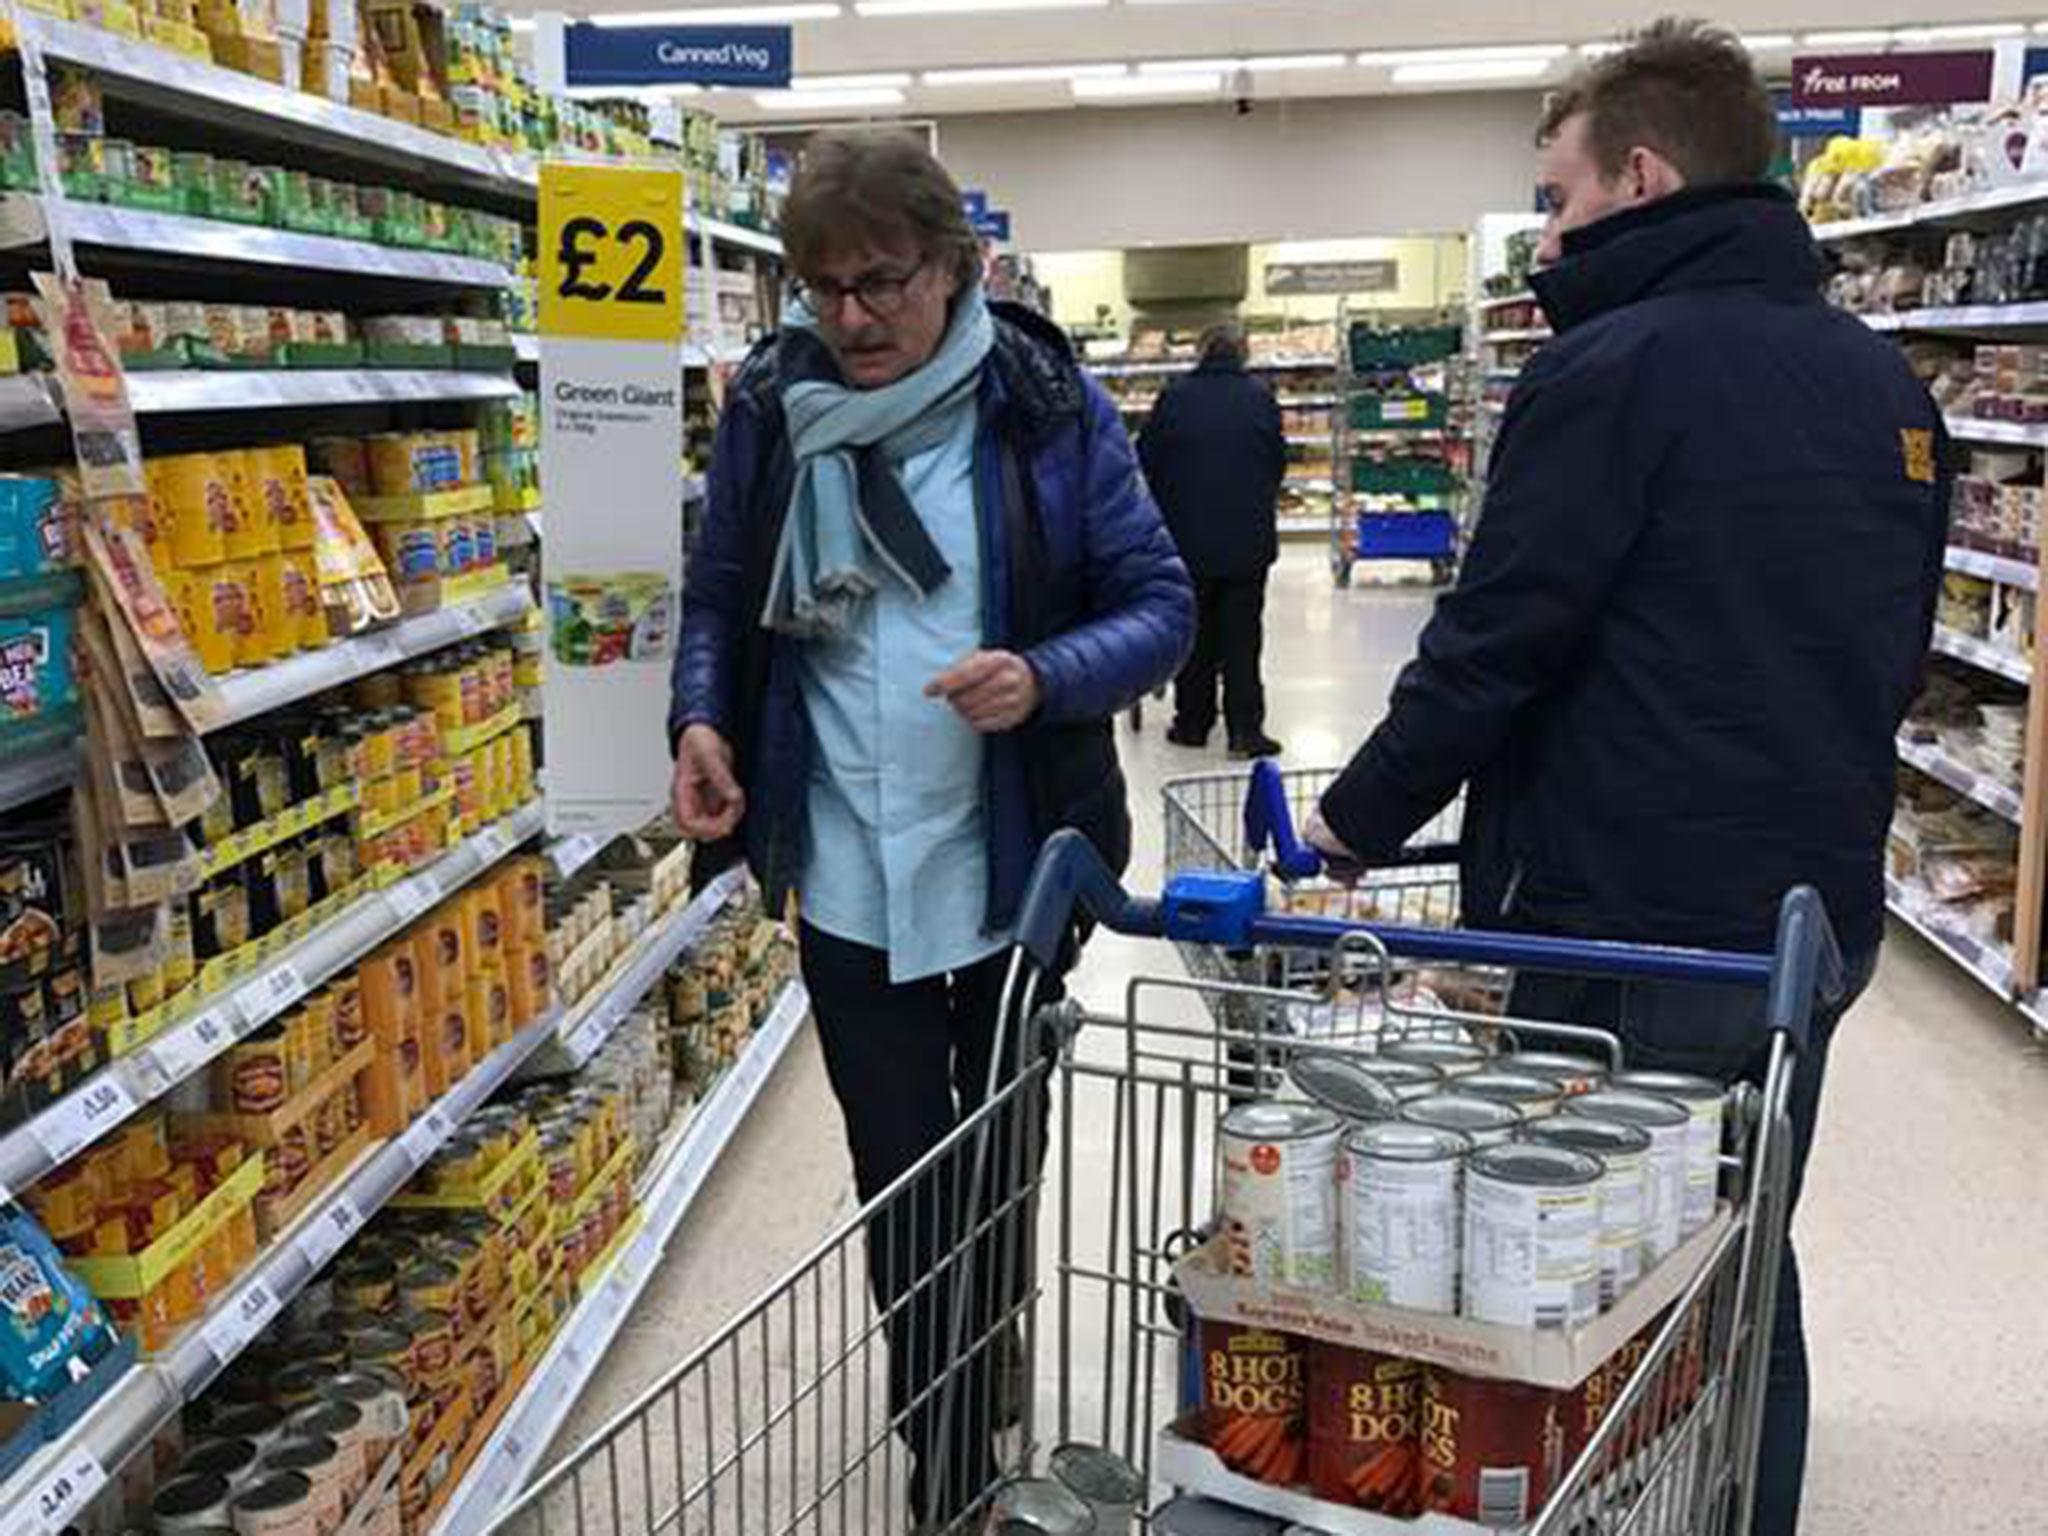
[31,1074,137,1167]
[1533,1303,1567,1329]
[1478,1466,1530,1528]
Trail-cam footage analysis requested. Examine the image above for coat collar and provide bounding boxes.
[1531,183,1822,334]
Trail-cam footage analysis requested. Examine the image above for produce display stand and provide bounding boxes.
[1465,211,1548,540]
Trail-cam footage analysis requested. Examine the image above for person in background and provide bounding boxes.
[667,129,1191,1532]
[1304,21,1945,1534]
[1137,322,1287,758]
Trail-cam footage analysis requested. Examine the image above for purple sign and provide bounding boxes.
[1792,50,1993,108]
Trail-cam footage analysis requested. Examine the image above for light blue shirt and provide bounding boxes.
[797,396,1007,983]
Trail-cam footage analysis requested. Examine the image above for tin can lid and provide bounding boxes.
[260,1435,338,1474]
[1400,1093,1523,1133]
[1350,1056,1443,1087]
[1610,1069,1722,1103]
[178,1437,259,1481]
[1566,1089,1690,1129]
[1049,1442,1145,1503]
[1345,1119,1470,1161]
[1504,1050,1609,1080]
[1219,1099,1342,1141]
[1282,1053,1400,1122]
[990,1476,1096,1533]
[1522,1116,1651,1158]
[289,1401,362,1438]
[1469,1142,1602,1187]
[153,1472,231,1518]
[231,1472,312,1514]
[1459,1070,1560,1102]
[1382,1038,1490,1069]
[209,1402,288,1437]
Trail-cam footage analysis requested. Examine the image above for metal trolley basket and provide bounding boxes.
[481,811,1840,1536]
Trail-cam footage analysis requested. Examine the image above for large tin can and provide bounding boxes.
[1610,1069,1725,1235]
[1219,1102,1341,1289]
[1461,1143,1601,1329]
[1400,1093,1522,1149]
[1564,1090,1690,1264]
[1341,1120,1468,1313]
[1522,1116,1652,1308]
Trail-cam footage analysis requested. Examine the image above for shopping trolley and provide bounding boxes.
[482,811,1841,1536]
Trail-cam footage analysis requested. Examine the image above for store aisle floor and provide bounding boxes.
[554,545,2048,1534]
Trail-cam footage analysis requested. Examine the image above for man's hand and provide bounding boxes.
[673,724,745,841]
[926,650,1040,733]
[1304,808,1366,885]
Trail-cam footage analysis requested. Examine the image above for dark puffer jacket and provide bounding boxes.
[1319,186,1947,957]
[669,301,1193,931]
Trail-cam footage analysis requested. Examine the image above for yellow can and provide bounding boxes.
[280,548,329,653]
[228,559,276,669]
[222,449,280,560]
[250,554,294,662]
[202,562,257,670]
[509,723,533,801]
[259,443,314,552]
[154,452,230,568]
[172,566,234,674]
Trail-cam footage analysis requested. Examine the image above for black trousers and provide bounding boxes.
[1174,572,1268,741]
[1507,947,1875,1536]
[799,923,1057,1527]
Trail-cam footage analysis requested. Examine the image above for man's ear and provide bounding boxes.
[1626,144,1688,203]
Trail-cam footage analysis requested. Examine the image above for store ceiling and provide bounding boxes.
[510,0,2043,121]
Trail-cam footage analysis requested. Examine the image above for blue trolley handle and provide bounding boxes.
[1244,758,1461,880]
[1013,830,1848,1055]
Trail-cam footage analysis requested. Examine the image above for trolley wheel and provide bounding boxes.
[1332,555,1353,588]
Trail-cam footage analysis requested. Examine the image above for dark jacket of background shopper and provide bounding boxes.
[1138,350,1287,578]
[1318,186,1949,961]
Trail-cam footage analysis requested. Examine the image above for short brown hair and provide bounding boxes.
[782,130,981,290]
[1199,323,1244,366]
[1537,17,1774,187]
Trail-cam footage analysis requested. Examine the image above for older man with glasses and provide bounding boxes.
[667,129,1191,1531]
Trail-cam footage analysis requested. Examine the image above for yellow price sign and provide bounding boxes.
[539,162,684,344]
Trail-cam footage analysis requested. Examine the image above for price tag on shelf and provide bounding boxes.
[202,1277,280,1367]
[400,1104,454,1168]
[455,602,494,637]
[472,823,511,865]
[10,1446,107,1536]
[233,962,307,1029]
[147,1009,231,1088]
[386,878,434,925]
[297,1194,362,1274]
[30,1074,137,1168]
[357,629,406,670]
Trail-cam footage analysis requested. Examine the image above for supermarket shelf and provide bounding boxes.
[1812,180,2048,244]
[1277,394,1338,409]
[1943,415,2048,447]
[513,334,538,365]
[686,212,782,257]
[0,195,515,290]
[212,583,533,727]
[547,832,606,880]
[1482,327,1550,343]
[533,867,748,1074]
[0,372,62,431]
[17,14,536,201]
[128,369,519,413]
[1860,303,2048,334]
[1896,732,2024,823]
[429,978,809,1536]
[1278,516,1328,536]
[0,996,566,1532]
[1285,434,1332,449]
[1480,289,1536,308]
[0,800,544,1204]
[0,740,76,815]
[1929,623,2032,685]
[1884,873,2015,999]
[1945,544,2039,591]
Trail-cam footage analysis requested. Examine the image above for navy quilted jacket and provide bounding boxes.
[669,301,1193,931]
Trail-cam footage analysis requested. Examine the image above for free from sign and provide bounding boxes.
[1790,50,1992,108]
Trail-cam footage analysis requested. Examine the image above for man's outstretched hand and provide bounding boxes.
[926,650,1040,733]
[673,724,745,841]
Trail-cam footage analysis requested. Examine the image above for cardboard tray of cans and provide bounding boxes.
[1155,1423,1486,1536]
[1172,1206,1731,1392]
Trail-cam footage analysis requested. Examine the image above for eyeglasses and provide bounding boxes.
[791,259,926,320]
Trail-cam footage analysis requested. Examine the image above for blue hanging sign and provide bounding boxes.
[1772,89,1860,136]
[972,209,1011,241]
[564,24,794,89]
[961,189,990,218]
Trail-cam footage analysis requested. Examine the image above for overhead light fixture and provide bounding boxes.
[1894,22,2025,43]
[1577,41,1624,57]
[1799,29,1896,46]
[1736,34,1795,51]
[1390,58,1554,84]
[508,14,534,30]
[590,4,843,24]
[789,71,913,88]
[1138,53,1347,74]
[924,62,1126,84]
[752,85,906,108]
[1357,44,1566,67]
[856,0,1105,15]
[1072,71,1221,99]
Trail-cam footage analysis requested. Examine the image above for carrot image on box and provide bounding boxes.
[1197,1320,1304,1487]
[1306,1341,1423,1515]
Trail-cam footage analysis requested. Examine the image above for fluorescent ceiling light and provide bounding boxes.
[790,71,912,88]
[753,85,905,107]
[1894,22,2025,43]
[1391,57,1553,84]
[508,14,534,30]
[856,0,1103,15]
[923,62,1126,84]
[1138,53,1347,74]
[1736,33,1795,50]
[1357,44,1566,67]
[1799,29,1895,46]
[1578,41,1624,57]
[1072,71,1221,99]
[590,4,842,24]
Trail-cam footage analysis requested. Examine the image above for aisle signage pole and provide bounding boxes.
[537,163,686,836]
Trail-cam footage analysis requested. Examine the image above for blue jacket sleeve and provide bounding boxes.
[1025,378,1195,722]
[668,396,761,750]
[1317,334,1653,858]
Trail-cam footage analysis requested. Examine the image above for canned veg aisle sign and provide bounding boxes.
[538,161,686,837]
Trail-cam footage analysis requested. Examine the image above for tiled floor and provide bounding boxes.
[546,546,2048,1534]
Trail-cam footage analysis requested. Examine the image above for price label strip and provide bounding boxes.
[202,1276,280,1367]
[386,878,435,924]
[147,1009,230,1089]
[400,1104,453,1168]
[30,1074,138,1168]
[7,1447,107,1536]
[234,961,307,1030]
[296,1194,362,1274]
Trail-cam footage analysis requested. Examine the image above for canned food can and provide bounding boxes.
[1304,1340,1423,1515]
[178,1436,261,1489]
[1502,1050,1609,1097]
[153,1472,234,1532]
[1382,1038,1491,1079]
[257,1436,343,1533]
[1285,1051,1400,1122]
[1563,1090,1690,1264]
[1609,1070,1725,1235]
[228,1471,314,1536]
[320,1369,410,1449]
[988,1477,1096,1534]
[1520,1117,1652,1308]
[1400,1093,1521,1149]
[1196,1321,1304,1485]
[1219,1102,1341,1289]
[1345,1057,1443,1102]
[1460,1143,1601,1329]
[1456,1070,1564,1120]
[208,1403,290,1453]
[286,1401,369,1497]
[1048,1444,1142,1536]
[1341,1121,1468,1313]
